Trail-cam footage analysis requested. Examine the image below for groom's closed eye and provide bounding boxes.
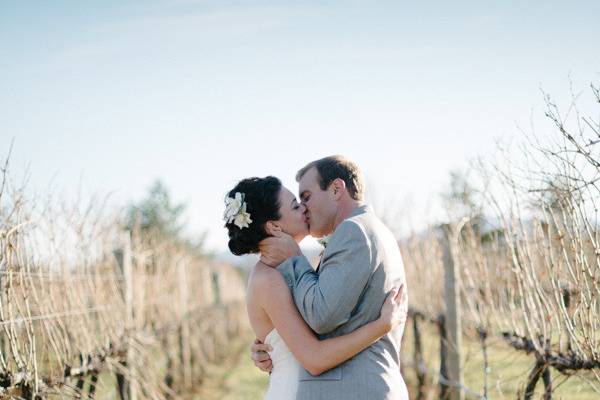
[300,192,310,203]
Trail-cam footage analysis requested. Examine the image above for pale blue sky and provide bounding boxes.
[1,1,599,252]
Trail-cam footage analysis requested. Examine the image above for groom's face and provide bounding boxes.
[298,167,337,237]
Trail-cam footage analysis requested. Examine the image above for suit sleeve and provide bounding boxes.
[276,220,373,334]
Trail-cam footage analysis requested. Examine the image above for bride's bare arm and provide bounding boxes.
[256,270,405,376]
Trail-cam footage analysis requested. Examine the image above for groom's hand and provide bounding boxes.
[251,339,273,373]
[259,231,301,267]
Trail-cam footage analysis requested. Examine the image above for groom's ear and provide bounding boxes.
[265,221,282,236]
[331,178,346,200]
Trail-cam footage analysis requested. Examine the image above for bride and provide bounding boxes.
[224,176,406,400]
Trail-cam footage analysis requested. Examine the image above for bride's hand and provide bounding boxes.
[258,230,301,267]
[377,284,407,333]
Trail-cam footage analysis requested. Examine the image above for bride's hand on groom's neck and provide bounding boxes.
[259,232,301,268]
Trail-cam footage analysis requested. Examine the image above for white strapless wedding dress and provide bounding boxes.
[263,329,301,400]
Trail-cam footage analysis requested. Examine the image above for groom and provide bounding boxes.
[252,155,409,399]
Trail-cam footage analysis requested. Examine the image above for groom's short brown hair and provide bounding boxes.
[296,155,364,201]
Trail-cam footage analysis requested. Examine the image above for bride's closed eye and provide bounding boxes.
[291,199,301,210]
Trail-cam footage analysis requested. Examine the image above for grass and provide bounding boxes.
[44,334,268,400]
[401,320,600,399]
[187,326,600,400]
[190,336,269,400]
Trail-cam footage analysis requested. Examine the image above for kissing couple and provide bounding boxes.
[223,155,409,399]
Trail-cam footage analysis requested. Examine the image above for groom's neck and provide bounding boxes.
[331,200,363,231]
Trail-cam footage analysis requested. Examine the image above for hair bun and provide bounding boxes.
[228,233,254,256]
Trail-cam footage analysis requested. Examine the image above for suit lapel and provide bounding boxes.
[315,249,324,273]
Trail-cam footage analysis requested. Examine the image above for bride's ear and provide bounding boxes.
[265,221,282,236]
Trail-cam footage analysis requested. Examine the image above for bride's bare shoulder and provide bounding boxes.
[249,263,287,295]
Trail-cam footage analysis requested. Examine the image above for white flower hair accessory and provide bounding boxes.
[223,192,253,229]
[317,235,330,248]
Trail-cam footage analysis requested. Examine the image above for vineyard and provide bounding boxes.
[398,85,600,399]
[0,162,250,399]
[1,84,600,400]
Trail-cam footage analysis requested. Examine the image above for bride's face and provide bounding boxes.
[276,187,309,242]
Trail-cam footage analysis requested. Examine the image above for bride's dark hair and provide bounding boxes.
[224,176,282,256]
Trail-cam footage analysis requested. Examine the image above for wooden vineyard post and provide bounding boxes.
[115,231,137,400]
[441,230,464,400]
[178,259,192,390]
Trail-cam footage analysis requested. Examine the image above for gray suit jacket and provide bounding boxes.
[277,205,408,400]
